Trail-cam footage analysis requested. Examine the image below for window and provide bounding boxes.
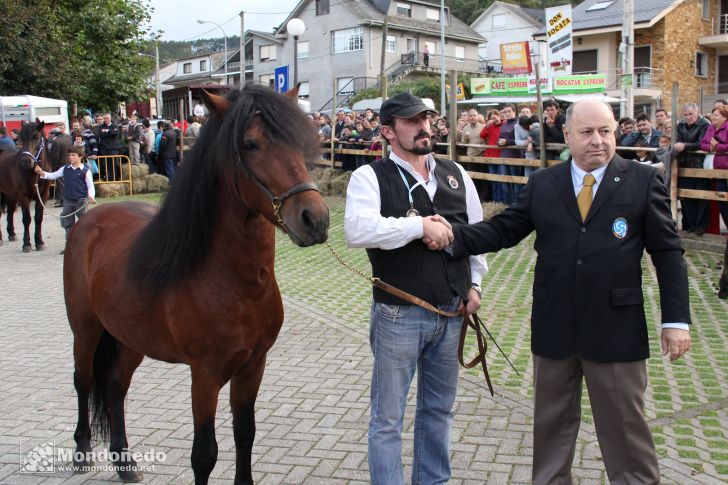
[455,45,465,62]
[426,8,440,22]
[298,41,309,59]
[183,62,192,74]
[259,74,275,87]
[316,0,329,15]
[424,41,436,55]
[703,0,710,18]
[586,1,614,11]
[332,27,363,54]
[298,81,310,98]
[35,107,61,116]
[199,60,207,71]
[492,13,506,28]
[386,35,397,53]
[337,76,354,95]
[573,50,598,73]
[696,51,708,77]
[260,44,277,61]
[396,2,411,17]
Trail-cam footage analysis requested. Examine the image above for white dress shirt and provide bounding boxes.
[41,164,95,199]
[345,152,488,287]
[570,160,687,332]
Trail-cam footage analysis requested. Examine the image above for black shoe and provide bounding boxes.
[53,202,63,208]
[684,227,695,233]
[59,249,65,255]
[695,229,705,236]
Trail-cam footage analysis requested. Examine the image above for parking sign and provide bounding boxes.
[274,66,289,93]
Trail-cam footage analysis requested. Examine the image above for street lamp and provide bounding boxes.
[138,45,163,118]
[287,18,305,87]
[198,19,228,86]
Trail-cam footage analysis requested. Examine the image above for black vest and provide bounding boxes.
[367,157,471,306]
[63,165,89,201]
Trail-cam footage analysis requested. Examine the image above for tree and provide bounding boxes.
[0,0,154,111]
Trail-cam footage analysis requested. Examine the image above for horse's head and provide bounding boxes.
[18,120,47,172]
[201,87,329,246]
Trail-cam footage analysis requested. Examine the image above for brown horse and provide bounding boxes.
[0,120,51,251]
[64,86,329,484]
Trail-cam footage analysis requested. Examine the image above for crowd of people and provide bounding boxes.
[42,112,206,189]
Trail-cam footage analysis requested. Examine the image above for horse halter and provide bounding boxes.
[22,137,45,166]
[236,156,320,233]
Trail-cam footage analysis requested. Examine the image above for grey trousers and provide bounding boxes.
[532,353,659,485]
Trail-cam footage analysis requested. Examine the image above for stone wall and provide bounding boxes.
[634,0,717,106]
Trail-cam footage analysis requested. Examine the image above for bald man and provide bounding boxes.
[431,99,691,484]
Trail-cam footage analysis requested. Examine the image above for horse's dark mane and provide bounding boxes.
[129,85,319,293]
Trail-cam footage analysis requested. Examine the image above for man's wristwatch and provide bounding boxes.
[470,283,482,298]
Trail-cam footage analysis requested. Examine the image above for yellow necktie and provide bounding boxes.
[577,174,596,221]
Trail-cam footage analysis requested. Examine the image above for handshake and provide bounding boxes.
[422,214,453,250]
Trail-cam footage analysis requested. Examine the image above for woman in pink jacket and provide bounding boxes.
[700,104,728,228]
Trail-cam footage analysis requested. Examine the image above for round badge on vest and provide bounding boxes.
[447,175,459,189]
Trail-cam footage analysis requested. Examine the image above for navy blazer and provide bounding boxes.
[452,156,691,362]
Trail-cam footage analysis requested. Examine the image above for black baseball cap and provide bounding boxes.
[380,92,437,125]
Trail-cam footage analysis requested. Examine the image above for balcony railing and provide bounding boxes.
[711,13,728,34]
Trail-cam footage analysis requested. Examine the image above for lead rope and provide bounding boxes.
[33,183,93,219]
[325,242,520,396]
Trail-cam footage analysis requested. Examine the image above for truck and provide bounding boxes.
[0,95,70,135]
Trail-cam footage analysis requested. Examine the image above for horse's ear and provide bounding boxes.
[285,84,300,102]
[201,89,231,117]
[36,119,45,131]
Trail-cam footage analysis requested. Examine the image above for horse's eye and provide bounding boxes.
[243,139,259,151]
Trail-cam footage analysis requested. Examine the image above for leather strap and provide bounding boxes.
[371,277,494,396]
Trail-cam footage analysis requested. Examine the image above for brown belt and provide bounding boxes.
[373,277,495,396]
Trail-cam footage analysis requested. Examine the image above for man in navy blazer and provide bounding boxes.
[429,99,691,484]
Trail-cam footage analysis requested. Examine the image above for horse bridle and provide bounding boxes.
[235,155,320,234]
[22,137,45,166]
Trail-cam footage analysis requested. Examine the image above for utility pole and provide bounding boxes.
[439,0,446,117]
[240,11,245,89]
[379,17,389,100]
[620,0,634,118]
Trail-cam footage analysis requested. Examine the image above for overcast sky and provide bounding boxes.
[149,0,300,41]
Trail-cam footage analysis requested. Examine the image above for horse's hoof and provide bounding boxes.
[72,458,93,474]
[8,235,17,241]
[36,244,46,251]
[22,245,32,253]
[116,465,143,483]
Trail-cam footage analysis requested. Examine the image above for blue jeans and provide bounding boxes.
[164,157,176,182]
[368,297,461,485]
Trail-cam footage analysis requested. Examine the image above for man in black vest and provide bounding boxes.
[433,99,691,484]
[344,92,487,485]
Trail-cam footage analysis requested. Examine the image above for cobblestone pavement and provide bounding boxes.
[1,204,727,484]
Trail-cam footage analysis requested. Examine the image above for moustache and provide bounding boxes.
[415,131,431,141]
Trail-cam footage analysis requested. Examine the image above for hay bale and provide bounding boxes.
[132,178,146,194]
[96,182,127,198]
[121,163,130,180]
[130,163,149,179]
[483,201,508,220]
[145,174,169,193]
[326,171,351,197]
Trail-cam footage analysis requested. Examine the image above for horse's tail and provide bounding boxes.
[90,330,119,442]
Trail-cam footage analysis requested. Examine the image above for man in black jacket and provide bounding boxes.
[543,99,565,160]
[429,99,691,485]
[158,121,178,183]
[97,113,120,181]
[48,123,72,207]
[674,103,710,234]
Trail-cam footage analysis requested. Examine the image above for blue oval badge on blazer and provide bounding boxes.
[612,217,628,239]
